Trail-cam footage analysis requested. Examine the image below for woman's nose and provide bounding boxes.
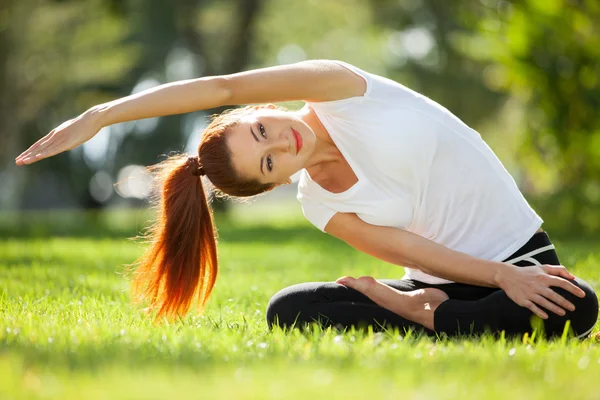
[268,136,289,153]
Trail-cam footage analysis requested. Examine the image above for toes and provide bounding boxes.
[335,276,355,286]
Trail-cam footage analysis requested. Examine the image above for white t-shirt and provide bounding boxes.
[296,61,543,284]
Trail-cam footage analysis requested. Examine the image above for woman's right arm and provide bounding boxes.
[99,59,366,125]
[15,60,366,165]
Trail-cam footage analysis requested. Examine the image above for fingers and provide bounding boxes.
[16,117,84,166]
[15,144,40,164]
[16,135,54,165]
[524,300,548,319]
[548,275,586,298]
[532,294,566,317]
[542,287,575,312]
[34,144,64,161]
[16,151,45,165]
[16,133,68,166]
[17,151,46,165]
[543,264,576,280]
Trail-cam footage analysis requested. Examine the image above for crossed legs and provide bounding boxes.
[266,277,598,338]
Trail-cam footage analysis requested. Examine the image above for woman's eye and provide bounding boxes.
[259,124,266,138]
[266,155,273,172]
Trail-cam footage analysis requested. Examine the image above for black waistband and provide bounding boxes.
[502,231,553,263]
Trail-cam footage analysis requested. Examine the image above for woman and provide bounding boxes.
[15,60,598,338]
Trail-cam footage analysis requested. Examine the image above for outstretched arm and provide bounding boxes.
[96,59,366,127]
[15,60,366,165]
[325,212,586,319]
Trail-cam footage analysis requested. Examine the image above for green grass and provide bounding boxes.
[1,205,599,400]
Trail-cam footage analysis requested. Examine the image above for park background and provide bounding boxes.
[1,0,600,235]
[1,0,599,399]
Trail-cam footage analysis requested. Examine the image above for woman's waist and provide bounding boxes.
[502,227,560,265]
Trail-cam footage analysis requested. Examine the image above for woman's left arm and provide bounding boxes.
[324,212,586,319]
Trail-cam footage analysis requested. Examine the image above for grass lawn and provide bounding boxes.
[1,205,599,399]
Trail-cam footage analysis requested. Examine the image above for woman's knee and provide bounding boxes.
[266,281,363,329]
[571,279,598,336]
[551,278,598,337]
[265,282,326,329]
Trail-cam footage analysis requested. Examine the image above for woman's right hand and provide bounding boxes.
[497,264,586,319]
[15,108,104,166]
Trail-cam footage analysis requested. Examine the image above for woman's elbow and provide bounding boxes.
[210,76,234,106]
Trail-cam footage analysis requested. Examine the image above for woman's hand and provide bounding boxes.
[15,108,103,166]
[496,264,586,319]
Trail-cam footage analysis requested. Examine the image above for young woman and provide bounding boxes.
[15,60,598,338]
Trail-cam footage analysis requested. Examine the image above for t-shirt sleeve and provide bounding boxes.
[330,60,373,98]
[297,193,337,232]
[307,61,373,112]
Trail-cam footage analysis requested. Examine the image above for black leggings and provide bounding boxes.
[266,232,599,338]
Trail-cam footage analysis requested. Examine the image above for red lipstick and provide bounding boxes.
[291,128,303,154]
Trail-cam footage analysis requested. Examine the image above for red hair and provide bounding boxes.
[130,105,279,321]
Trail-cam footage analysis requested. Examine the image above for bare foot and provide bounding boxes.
[336,276,449,330]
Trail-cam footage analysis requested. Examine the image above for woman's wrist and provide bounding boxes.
[491,262,516,289]
[84,103,113,130]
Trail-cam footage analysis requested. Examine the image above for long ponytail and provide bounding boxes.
[128,104,285,321]
[130,153,218,321]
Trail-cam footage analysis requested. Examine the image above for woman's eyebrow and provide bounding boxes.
[250,126,259,143]
[250,126,265,175]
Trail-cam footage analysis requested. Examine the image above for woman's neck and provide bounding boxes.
[296,105,344,170]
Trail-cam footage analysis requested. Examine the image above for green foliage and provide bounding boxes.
[457,0,600,233]
[2,0,599,235]
[1,209,599,399]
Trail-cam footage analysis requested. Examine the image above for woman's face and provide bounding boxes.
[226,108,316,186]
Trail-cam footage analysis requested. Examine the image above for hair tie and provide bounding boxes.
[186,156,205,177]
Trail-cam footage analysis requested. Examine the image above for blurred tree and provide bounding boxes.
[457,0,600,233]
[0,0,136,209]
[0,0,21,209]
[2,0,264,211]
[366,0,506,127]
[2,0,598,235]
[368,0,600,234]
[71,0,264,210]
[172,0,265,211]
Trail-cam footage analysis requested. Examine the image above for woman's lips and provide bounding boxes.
[291,128,303,154]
